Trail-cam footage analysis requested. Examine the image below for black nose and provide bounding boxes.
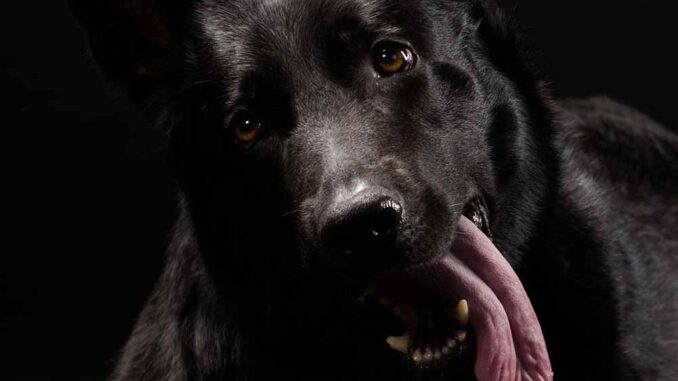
[321,195,403,254]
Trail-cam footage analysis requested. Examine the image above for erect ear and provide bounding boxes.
[69,0,194,95]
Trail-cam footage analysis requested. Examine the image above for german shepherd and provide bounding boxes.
[71,0,678,379]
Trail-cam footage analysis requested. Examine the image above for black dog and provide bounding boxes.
[71,0,678,380]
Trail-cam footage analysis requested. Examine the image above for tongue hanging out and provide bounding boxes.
[411,216,554,381]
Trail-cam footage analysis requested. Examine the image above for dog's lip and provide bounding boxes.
[405,195,492,269]
[462,195,492,239]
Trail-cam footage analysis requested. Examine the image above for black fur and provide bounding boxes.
[70,0,678,380]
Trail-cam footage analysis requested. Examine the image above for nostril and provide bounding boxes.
[321,196,403,254]
[369,199,403,238]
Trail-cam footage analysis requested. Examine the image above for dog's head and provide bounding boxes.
[73,0,555,378]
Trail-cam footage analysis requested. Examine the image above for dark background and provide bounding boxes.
[1,1,675,379]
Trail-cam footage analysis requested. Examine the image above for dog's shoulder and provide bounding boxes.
[554,95,678,249]
[556,96,678,196]
[557,97,678,196]
[553,96,678,379]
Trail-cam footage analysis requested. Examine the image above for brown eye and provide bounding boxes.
[230,111,262,145]
[372,42,417,77]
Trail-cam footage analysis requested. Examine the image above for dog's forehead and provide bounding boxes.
[198,0,423,78]
[200,0,406,44]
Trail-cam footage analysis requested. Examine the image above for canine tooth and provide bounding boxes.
[386,334,410,354]
[423,348,433,362]
[446,338,457,348]
[412,349,423,363]
[455,330,467,342]
[456,299,469,326]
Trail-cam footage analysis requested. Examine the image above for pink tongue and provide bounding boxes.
[414,217,553,381]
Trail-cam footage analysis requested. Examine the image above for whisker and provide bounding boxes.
[281,209,301,218]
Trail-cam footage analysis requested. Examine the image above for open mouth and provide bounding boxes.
[358,196,554,380]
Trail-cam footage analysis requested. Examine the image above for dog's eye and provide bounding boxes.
[372,42,417,77]
[230,111,263,146]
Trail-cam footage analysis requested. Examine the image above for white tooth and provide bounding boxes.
[446,338,457,348]
[423,348,433,362]
[412,349,423,363]
[455,330,467,342]
[442,346,450,355]
[433,349,442,360]
[386,334,410,354]
[456,299,469,326]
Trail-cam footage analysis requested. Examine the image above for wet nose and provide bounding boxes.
[321,193,403,255]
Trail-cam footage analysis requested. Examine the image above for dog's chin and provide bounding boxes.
[353,196,554,381]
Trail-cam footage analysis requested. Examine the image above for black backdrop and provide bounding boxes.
[1,1,676,379]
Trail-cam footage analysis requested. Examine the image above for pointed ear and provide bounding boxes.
[69,0,194,95]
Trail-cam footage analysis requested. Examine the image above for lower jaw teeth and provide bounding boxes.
[385,299,470,366]
[410,331,467,366]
